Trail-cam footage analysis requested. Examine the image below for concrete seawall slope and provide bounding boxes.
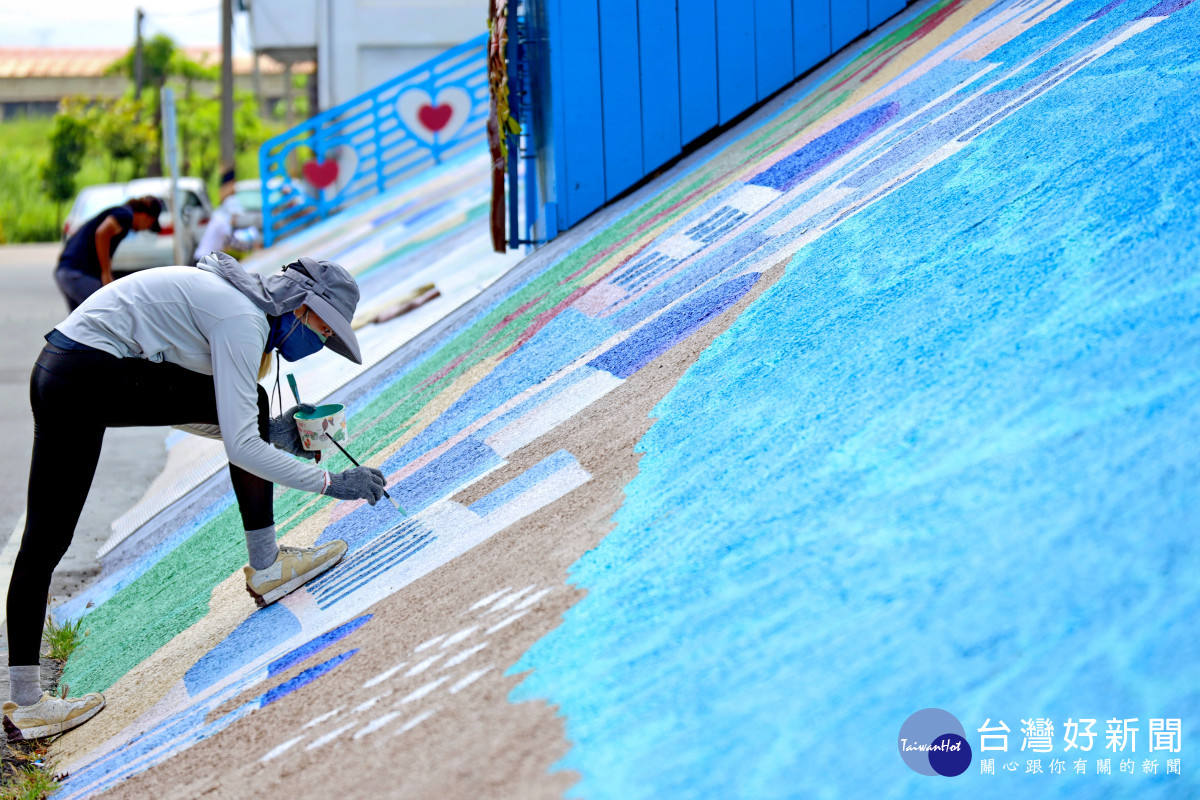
[45,1,1200,798]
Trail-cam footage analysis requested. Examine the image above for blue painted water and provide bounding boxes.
[512,3,1200,798]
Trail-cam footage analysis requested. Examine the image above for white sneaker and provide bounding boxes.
[3,691,105,740]
[243,540,348,608]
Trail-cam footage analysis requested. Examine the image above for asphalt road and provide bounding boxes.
[0,244,168,611]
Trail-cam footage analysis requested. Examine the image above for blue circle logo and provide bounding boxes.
[898,708,972,776]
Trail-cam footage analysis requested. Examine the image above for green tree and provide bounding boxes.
[66,95,156,180]
[172,51,219,175]
[107,34,178,90]
[106,35,218,177]
[47,34,280,201]
[39,112,90,223]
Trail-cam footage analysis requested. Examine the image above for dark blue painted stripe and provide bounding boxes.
[318,539,435,609]
[626,262,679,293]
[313,531,434,594]
[267,615,372,678]
[608,229,770,332]
[590,273,762,379]
[747,101,899,192]
[313,533,434,599]
[307,525,420,594]
[616,251,667,280]
[696,210,748,243]
[316,547,434,610]
[616,253,674,287]
[262,650,357,706]
[685,206,740,238]
[388,437,505,515]
[306,520,426,592]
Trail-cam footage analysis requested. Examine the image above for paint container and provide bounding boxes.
[294,404,348,452]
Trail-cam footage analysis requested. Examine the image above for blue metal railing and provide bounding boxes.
[260,34,490,246]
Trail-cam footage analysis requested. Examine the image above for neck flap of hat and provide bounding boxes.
[196,252,310,316]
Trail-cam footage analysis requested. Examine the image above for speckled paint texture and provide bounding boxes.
[514,2,1200,798]
[45,1,1200,797]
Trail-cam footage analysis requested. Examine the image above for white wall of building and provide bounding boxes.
[252,0,483,112]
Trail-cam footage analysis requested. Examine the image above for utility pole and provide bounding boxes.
[220,0,235,174]
[283,62,294,127]
[134,8,145,100]
[246,6,265,118]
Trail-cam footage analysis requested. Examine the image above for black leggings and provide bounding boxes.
[7,343,274,666]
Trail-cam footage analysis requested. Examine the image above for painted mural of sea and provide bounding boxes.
[512,1,1200,798]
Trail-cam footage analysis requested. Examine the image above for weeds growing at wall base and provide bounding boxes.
[42,615,87,662]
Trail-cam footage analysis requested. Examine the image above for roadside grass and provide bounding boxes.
[0,116,122,245]
[0,616,89,797]
[0,114,271,245]
[0,761,60,800]
[2,707,63,800]
[42,615,87,662]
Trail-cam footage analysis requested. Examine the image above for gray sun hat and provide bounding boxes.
[196,252,363,364]
[281,257,362,364]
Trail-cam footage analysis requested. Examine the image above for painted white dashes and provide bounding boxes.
[302,707,344,729]
[449,667,492,694]
[395,708,438,735]
[267,583,556,755]
[305,722,355,750]
[485,585,536,614]
[398,675,450,705]
[261,735,305,762]
[440,625,479,648]
[513,588,552,612]
[354,711,403,739]
[404,653,444,676]
[414,634,445,652]
[486,610,529,634]
[468,587,511,611]
[442,642,488,669]
[352,690,392,713]
[362,662,406,688]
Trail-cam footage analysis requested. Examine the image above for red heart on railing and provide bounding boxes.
[302,159,340,189]
[418,104,454,133]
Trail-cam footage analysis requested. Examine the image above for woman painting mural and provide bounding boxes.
[3,253,386,740]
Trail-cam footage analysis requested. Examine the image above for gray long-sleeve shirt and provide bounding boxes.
[56,266,326,493]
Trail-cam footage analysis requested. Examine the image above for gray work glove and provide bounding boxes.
[268,404,318,459]
[324,466,386,505]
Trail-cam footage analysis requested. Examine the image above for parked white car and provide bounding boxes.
[62,178,212,274]
[231,179,264,233]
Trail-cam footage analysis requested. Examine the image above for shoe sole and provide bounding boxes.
[245,549,345,608]
[7,698,105,741]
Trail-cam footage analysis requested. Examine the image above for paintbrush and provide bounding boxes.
[321,432,404,513]
[287,373,405,514]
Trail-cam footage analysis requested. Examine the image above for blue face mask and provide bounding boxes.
[267,314,326,362]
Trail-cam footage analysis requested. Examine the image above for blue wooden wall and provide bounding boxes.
[678,0,719,146]
[541,0,910,232]
[548,0,605,233]
[831,0,869,51]
[639,0,682,177]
